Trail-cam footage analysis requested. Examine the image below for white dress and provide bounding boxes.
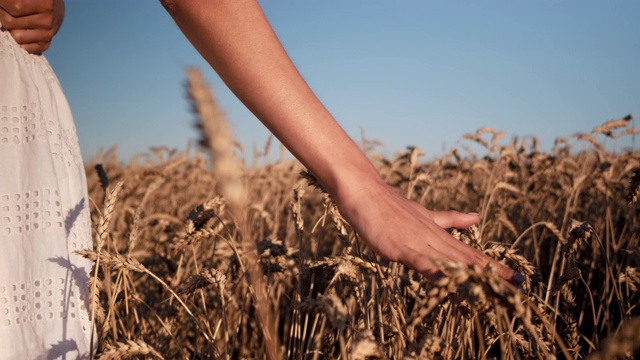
[0,25,93,359]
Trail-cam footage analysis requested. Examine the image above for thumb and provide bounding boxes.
[430,211,480,229]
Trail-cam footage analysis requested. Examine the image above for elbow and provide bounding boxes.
[160,0,200,18]
[159,0,177,13]
[159,0,184,14]
[159,0,174,12]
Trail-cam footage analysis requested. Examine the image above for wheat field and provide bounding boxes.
[80,69,640,359]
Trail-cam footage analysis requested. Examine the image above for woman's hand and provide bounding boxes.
[0,0,65,54]
[336,178,522,283]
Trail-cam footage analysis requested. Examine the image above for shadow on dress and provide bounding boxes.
[64,198,85,238]
[34,197,93,360]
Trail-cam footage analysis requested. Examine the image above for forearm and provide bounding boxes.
[162,0,381,197]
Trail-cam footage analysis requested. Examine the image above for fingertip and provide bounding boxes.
[456,211,480,228]
[490,260,519,284]
[511,272,526,285]
[432,210,480,229]
[499,265,525,286]
[20,43,47,55]
[465,212,480,224]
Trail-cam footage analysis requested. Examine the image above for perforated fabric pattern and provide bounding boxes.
[0,23,93,360]
[0,101,83,168]
[1,188,64,235]
[0,278,88,328]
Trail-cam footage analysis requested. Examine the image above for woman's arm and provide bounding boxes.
[161,0,522,283]
[0,0,65,54]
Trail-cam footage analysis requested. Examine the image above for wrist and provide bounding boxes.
[321,152,386,209]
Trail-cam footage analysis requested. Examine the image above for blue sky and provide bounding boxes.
[45,1,639,161]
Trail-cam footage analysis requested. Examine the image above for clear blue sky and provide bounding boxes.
[45,1,640,161]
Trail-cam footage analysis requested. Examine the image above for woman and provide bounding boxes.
[0,0,522,358]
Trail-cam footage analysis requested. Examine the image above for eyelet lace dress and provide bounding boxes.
[0,24,93,359]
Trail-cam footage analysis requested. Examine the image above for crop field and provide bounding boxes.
[82,70,640,359]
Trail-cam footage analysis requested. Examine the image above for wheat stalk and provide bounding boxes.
[96,339,164,360]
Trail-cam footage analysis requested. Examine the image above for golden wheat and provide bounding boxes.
[77,69,640,359]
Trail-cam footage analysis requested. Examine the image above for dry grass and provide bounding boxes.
[79,71,639,359]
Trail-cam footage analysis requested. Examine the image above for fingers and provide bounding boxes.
[0,0,63,54]
[8,28,54,44]
[0,0,55,17]
[18,41,49,54]
[429,219,522,284]
[2,27,53,54]
[403,246,449,278]
[411,207,522,283]
[429,210,479,229]
[338,183,523,288]
[407,208,522,284]
[462,244,520,283]
[420,241,522,285]
[0,11,54,30]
